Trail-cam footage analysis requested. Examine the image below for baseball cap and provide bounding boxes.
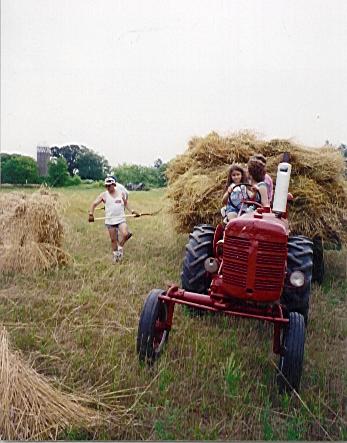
[104,176,116,186]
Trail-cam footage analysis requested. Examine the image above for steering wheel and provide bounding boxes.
[227,183,263,211]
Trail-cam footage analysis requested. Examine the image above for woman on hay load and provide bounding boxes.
[88,176,140,263]
[250,153,273,202]
[246,157,270,209]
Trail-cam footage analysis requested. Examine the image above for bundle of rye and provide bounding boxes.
[167,131,347,245]
[0,188,70,273]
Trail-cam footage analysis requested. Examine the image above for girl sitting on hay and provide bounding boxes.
[222,164,248,221]
[221,159,270,222]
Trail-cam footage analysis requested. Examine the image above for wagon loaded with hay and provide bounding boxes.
[0,189,69,274]
[166,131,347,282]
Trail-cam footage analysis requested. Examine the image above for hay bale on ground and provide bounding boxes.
[0,327,106,440]
[0,189,70,273]
[167,132,347,244]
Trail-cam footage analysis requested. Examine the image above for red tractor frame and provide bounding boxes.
[137,155,315,393]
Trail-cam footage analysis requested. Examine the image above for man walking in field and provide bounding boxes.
[88,176,139,262]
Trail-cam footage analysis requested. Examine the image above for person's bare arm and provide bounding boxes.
[259,185,269,207]
[123,194,139,216]
[88,194,104,221]
[222,191,229,205]
[222,184,234,205]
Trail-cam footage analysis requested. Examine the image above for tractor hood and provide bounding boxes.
[225,211,289,240]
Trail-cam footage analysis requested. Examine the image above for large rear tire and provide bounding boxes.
[277,312,305,393]
[137,289,169,364]
[281,235,313,324]
[181,224,215,315]
[312,236,324,285]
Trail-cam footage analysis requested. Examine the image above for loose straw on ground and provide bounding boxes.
[0,327,109,440]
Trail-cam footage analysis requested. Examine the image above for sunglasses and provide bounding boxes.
[105,183,115,188]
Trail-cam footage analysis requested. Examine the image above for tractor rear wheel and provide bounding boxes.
[312,236,324,284]
[281,235,313,324]
[137,289,169,364]
[181,224,215,315]
[277,312,305,393]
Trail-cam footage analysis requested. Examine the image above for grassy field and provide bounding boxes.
[0,186,346,440]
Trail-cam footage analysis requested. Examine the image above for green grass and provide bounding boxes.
[0,187,346,440]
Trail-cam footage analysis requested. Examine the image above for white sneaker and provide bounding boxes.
[112,251,121,263]
[117,247,124,261]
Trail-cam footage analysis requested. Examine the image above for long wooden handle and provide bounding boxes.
[93,212,161,221]
[94,214,140,221]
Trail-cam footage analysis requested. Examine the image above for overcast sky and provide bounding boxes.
[1,0,347,166]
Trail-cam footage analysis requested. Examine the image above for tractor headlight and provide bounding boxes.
[289,271,305,287]
[204,257,219,274]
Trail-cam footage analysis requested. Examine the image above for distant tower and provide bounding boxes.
[37,145,51,176]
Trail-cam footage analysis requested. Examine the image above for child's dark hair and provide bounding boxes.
[251,153,267,164]
[247,158,266,183]
[226,164,247,188]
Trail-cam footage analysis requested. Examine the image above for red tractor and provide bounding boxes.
[137,153,314,393]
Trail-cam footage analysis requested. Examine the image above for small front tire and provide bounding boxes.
[277,312,305,394]
[137,289,169,364]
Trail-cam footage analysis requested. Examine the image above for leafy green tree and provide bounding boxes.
[153,159,167,187]
[50,145,111,179]
[112,162,167,188]
[0,153,13,166]
[113,164,144,185]
[51,145,84,175]
[48,157,69,186]
[102,156,111,176]
[157,162,167,187]
[65,174,82,186]
[77,150,105,180]
[0,153,12,183]
[1,155,39,184]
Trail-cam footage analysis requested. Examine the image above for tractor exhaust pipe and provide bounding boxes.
[272,152,292,214]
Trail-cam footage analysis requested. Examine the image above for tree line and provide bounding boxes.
[0,145,167,188]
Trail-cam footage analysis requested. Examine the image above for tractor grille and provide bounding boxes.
[255,240,287,291]
[223,237,250,287]
[223,236,286,293]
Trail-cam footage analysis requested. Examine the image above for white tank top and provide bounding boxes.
[103,189,126,225]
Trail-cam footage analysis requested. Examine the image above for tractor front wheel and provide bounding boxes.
[277,312,305,393]
[137,289,170,364]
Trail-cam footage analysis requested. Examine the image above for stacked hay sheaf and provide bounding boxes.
[167,132,347,244]
[0,189,69,273]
